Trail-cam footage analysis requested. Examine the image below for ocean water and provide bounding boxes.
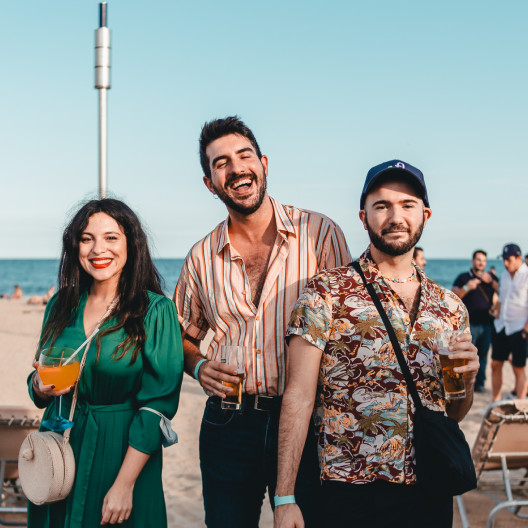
[0,258,504,298]
[0,259,184,298]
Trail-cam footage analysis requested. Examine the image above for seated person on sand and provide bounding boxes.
[10,285,23,299]
[27,286,56,305]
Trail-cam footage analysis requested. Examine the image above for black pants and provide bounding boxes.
[321,480,453,528]
[200,396,321,527]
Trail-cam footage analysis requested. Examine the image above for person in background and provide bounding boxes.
[491,244,528,401]
[274,160,478,528]
[28,199,183,527]
[174,116,351,527]
[27,286,56,305]
[10,284,23,299]
[452,250,499,392]
[413,246,427,270]
[525,254,528,266]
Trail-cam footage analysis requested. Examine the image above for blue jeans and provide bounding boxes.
[471,323,492,388]
[199,397,321,528]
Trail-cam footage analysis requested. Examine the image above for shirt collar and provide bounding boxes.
[358,246,429,291]
[358,247,381,283]
[215,196,296,255]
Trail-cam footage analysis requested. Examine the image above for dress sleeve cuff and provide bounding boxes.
[128,409,164,454]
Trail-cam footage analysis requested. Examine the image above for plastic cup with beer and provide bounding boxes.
[436,329,467,400]
[220,346,246,410]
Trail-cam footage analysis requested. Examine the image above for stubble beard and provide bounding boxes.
[212,170,267,216]
[365,214,425,257]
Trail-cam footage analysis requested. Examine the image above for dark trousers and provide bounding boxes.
[471,323,492,388]
[321,480,453,528]
[199,396,321,528]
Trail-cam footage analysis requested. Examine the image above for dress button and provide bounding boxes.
[256,316,260,321]
[256,349,261,354]
[242,290,247,295]
[257,381,262,386]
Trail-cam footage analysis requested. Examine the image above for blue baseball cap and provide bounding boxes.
[360,159,430,209]
[502,244,522,259]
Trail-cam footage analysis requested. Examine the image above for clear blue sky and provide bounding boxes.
[1,0,526,259]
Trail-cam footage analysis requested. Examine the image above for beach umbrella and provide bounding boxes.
[94,2,111,199]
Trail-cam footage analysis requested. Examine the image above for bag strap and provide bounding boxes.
[63,298,117,441]
[351,261,424,411]
[476,284,491,305]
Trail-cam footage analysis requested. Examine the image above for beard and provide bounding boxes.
[365,214,425,257]
[212,170,267,216]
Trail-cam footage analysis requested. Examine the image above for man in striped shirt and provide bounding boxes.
[174,116,350,527]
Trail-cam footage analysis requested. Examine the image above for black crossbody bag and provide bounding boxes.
[351,261,477,497]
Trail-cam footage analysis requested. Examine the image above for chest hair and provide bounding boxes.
[239,247,273,307]
[389,280,422,326]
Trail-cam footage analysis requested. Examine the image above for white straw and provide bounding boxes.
[62,325,100,366]
[58,298,117,366]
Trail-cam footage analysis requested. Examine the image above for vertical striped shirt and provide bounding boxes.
[173,196,351,396]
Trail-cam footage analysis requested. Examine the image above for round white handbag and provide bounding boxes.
[18,431,75,505]
[18,300,116,505]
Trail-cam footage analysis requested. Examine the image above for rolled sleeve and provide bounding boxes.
[129,296,184,454]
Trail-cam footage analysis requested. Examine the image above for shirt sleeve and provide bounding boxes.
[459,305,470,335]
[285,274,333,351]
[173,252,210,340]
[453,273,467,288]
[498,272,506,303]
[448,291,470,334]
[128,295,184,454]
[27,294,58,408]
[319,220,352,270]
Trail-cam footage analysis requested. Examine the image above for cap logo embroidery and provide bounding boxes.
[395,162,406,169]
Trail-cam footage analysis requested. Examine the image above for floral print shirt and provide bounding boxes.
[286,249,469,484]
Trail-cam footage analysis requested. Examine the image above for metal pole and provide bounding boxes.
[95,2,111,199]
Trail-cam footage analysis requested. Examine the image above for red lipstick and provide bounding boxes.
[90,258,112,269]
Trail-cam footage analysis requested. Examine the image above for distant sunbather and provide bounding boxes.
[10,285,23,299]
[27,286,56,305]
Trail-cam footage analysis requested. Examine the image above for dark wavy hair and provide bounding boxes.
[199,115,263,178]
[37,199,164,364]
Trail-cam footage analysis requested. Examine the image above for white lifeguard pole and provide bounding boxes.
[95,2,111,199]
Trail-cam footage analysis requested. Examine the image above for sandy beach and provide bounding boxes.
[0,298,525,527]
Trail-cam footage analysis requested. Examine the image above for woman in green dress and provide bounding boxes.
[28,199,184,527]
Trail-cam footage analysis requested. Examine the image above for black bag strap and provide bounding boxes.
[351,260,424,411]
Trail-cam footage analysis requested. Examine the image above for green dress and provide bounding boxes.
[27,291,184,528]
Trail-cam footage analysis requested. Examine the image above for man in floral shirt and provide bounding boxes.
[274,160,479,528]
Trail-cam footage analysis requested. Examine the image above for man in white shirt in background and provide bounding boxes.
[491,244,528,401]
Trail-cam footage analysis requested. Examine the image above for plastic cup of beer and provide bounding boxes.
[220,346,246,410]
[436,330,467,400]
